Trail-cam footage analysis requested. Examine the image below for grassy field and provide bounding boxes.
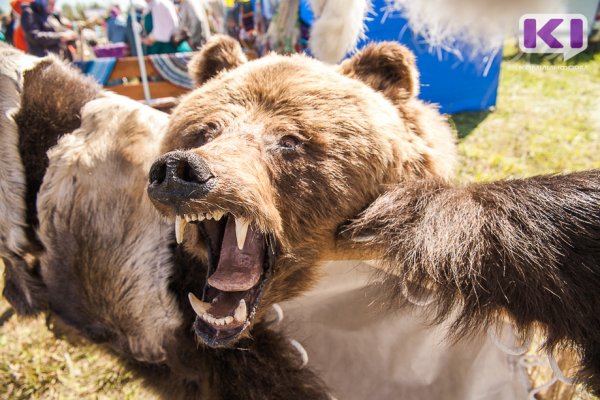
[1,46,599,399]
[452,44,600,181]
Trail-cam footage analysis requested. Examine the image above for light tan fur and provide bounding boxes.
[0,46,41,258]
[37,94,181,363]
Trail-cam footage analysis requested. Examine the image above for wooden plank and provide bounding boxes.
[108,56,159,80]
[106,81,188,100]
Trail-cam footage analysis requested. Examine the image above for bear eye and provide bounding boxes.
[278,135,302,152]
[194,122,219,147]
[194,131,208,147]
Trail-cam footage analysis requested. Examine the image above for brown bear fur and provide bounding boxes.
[187,35,248,87]
[341,171,600,391]
[1,36,599,398]
[0,45,101,316]
[1,44,332,398]
[152,37,457,344]
[14,58,101,248]
[154,36,600,394]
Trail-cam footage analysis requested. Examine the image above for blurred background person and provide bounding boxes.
[106,5,127,43]
[21,0,77,57]
[10,0,32,52]
[0,13,11,43]
[142,0,190,54]
[176,0,211,50]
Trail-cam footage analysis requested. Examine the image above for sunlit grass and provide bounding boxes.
[0,262,154,399]
[452,44,600,182]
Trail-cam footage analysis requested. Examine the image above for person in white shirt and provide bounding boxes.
[142,0,181,54]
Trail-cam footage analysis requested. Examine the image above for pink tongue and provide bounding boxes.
[207,217,264,292]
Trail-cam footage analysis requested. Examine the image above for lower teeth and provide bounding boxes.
[189,293,248,326]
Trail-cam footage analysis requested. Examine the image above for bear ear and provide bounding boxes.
[338,42,419,103]
[188,35,247,87]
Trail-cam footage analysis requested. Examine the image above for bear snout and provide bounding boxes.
[147,150,216,208]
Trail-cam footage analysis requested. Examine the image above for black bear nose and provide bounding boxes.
[147,150,215,207]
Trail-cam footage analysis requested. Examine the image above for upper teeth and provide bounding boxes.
[174,213,250,250]
[188,293,248,326]
[174,211,227,244]
[235,218,249,250]
[180,211,224,222]
[175,215,187,244]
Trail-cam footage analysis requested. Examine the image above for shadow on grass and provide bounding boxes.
[449,110,492,139]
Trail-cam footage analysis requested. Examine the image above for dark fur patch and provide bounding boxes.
[13,58,101,248]
[209,323,331,400]
[343,170,600,393]
[135,322,331,400]
[2,256,47,315]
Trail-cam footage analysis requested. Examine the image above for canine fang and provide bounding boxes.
[188,293,210,316]
[234,299,247,322]
[175,216,187,244]
[234,218,249,250]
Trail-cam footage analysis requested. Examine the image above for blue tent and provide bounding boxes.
[300,0,502,114]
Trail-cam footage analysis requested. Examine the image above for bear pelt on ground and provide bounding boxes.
[0,37,599,398]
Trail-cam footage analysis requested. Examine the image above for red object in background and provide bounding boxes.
[11,0,33,52]
[12,26,28,51]
[10,0,32,14]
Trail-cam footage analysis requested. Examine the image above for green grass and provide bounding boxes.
[1,46,599,398]
[0,288,152,399]
[451,43,600,182]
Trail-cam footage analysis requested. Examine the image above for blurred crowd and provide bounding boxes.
[0,0,228,59]
[1,0,77,58]
[1,0,311,61]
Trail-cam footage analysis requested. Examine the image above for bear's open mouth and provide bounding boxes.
[176,211,276,347]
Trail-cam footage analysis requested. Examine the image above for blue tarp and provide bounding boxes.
[73,58,117,85]
[300,0,502,114]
